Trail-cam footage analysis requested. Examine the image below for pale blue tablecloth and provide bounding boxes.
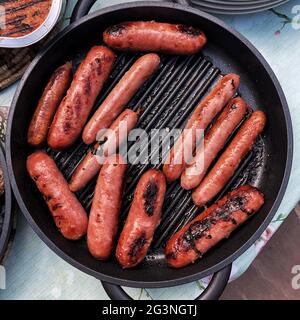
[0,0,299,300]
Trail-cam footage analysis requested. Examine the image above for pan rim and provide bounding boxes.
[0,146,13,261]
[5,1,293,288]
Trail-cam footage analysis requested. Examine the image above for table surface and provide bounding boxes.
[0,0,299,300]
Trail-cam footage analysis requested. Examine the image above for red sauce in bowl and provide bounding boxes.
[0,0,52,38]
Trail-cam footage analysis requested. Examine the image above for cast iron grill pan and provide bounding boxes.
[7,2,292,294]
[45,49,266,262]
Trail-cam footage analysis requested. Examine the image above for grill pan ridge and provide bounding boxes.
[46,50,266,258]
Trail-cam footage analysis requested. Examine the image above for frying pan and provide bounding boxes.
[6,0,293,300]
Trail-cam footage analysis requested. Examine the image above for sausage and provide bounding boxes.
[103,21,207,55]
[166,185,264,268]
[192,111,266,207]
[69,109,138,192]
[87,154,127,260]
[82,53,160,145]
[181,97,248,190]
[116,169,166,268]
[48,46,116,150]
[27,151,88,240]
[27,62,73,147]
[163,74,240,183]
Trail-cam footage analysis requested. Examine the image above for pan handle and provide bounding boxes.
[70,0,193,23]
[102,264,231,300]
[70,0,98,23]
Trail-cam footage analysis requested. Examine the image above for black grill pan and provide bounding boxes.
[6,0,293,300]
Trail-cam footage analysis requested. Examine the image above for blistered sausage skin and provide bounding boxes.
[103,21,207,55]
[181,97,248,190]
[69,109,138,192]
[87,155,127,260]
[82,53,160,145]
[192,111,266,207]
[27,151,88,240]
[163,74,240,183]
[48,46,116,150]
[116,169,166,268]
[28,62,73,147]
[166,185,264,268]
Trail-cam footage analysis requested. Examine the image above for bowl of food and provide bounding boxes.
[0,0,64,48]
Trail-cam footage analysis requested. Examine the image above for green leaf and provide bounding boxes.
[196,280,206,291]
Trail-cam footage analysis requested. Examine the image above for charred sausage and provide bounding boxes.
[163,74,240,182]
[181,97,248,190]
[27,151,88,240]
[116,169,166,268]
[87,154,127,260]
[166,185,264,268]
[192,111,266,207]
[48,46,116,150]
[82,53,160,145]
[28,62,73,147]
[69,108,138,192]
[103,21,207,55]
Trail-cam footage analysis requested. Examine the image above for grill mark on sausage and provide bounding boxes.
[128,233,146,258]
[43,195,52,202]
[73,93,82,118]
[177,24,203,37]
[165,252,176,260]
[96,213,101,224]
[52,203,63,211]
[94,58,103,76]
[230,103,237,110]
[46,64,69,88]
[175,194,250,255]
[143,180,158,216]
[231,79,236,89]
[105,23,126,36]
[63,120,72,135]
[83,75,92,96]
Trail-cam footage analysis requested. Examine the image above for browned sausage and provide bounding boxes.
[27,151,88,240]
[48,46,116,150]
[103,21,207,55]
[69,109,138,192]
[163,74,240,182]
[116,169,166,268]
[181,97,248,190]
[166,185,264,268]
[27,62,73,147]
[82,53,160,145]
[192,111,266,207]
[87,154,127,260]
